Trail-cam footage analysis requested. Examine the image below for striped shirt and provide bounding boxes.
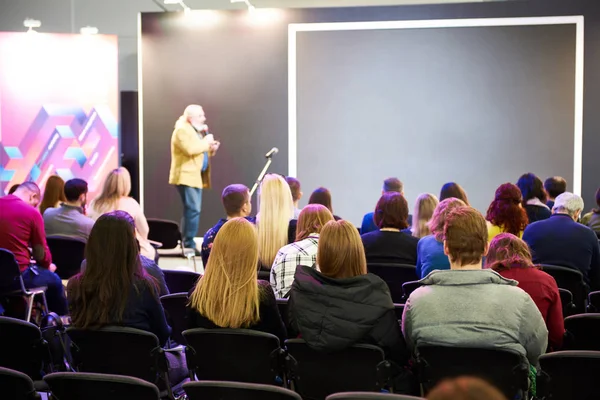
[270,234,319,299]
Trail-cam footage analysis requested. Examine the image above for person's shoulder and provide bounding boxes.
[361,230,379,240]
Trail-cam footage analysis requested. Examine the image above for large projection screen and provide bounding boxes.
[290,17,583,226]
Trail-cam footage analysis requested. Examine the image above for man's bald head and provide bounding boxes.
[14,182,41,208]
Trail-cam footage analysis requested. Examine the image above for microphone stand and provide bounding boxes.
[250,154,275,197]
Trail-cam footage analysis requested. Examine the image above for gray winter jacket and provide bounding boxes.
[402,269,548,365]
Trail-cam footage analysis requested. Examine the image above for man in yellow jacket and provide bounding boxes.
[169,105,219,254]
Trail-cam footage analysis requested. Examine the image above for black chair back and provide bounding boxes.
[0,248,26,292]
[587,290,600,312]
[541,265,588,313]
[277,298,292,338]
[416,346,528,399]
[559,288,576,317]
[326,393,424,400]
[67,326,164,384]
[564,314,600,350]
[0,367,40,400]
[160,293,188,345]
[163,270,201,294]
[401,281,423,302]
[184,380,302,400]
[285,339,391,400]
[367,264,418,303]
[538,351,600,400]
[46,237,86,280]
[44,372,161,400]
[147,219,183,250]
[0,317,49,380]
[183,328,283,384]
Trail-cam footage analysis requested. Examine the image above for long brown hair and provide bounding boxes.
[308,187,333,213]
[439,182,469,205]
[295,204,334,241]
[40,175,66,215]
[485,233,539,272]
[317,220,367,279]
[189,218,260,328]
[67,210,157,329]
[486,183,528,235]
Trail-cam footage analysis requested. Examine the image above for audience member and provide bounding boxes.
[43,178,94,242]
[257,174,295,269]
[188,218,286,342]
[523,192,600,290]
[286,176,303,219]
[308,187,341,220]
[8,183,20,195]
[544,176,567,210]
[415,198,465,279]
[361,177,406,234]
[201,184,253,266]
[581,187,600,235]
[361,192,419,265]
[439,182,469,205]
[486,233,564,350]
[411,193,439,238]
[485,183,528,241]
[39,175,66,216]
[0,182,67,315]
[270,204,334,298]
[67,211,184,384]
[403,206,548,366]
[89,167,156,261]
[289,220,408,365]
[517,173,551,223]
[427,377,508,400]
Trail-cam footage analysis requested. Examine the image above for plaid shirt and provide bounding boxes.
[270,234,319,299]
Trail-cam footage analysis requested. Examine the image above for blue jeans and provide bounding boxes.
[22,267,68,316]
[176,185,202,249]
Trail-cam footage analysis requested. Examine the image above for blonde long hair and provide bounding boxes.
[91,167,131,215]
[189,218,260,328]
[412,193,439,238]
[257,174,294,267]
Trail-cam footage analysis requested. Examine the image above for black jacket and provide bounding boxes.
[288,265,408,364]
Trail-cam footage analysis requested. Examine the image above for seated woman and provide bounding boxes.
[416,198,465,279]
[308,187,342,220]
[40,175,66,216]
[517,173,551,223]
[581,187,600,235]
[485,233,564,350]
[289,220,408,365]
[439,182,469,205]
[361,192,419,265]
[403,207,548,366]
[270,204,334,298]
[411,193,439,238]
[486,183,529,241]
[67,211,185,384]
[187,218,286,343]
[89,167,156,261]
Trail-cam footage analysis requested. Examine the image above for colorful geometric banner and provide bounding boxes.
[0,32,119,196]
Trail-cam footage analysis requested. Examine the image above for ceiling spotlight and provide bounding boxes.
[80,26,99,35]
[24,18,41,32]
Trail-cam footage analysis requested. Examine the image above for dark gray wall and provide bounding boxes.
[141,0,600,234]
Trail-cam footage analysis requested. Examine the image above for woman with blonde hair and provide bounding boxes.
[289,220,408,366]
[187,218,286,342]
[40,175,66,215]
[270,204,334,298]
[257,174,295,269]
[89,167,156,261]
[412,193,439,238]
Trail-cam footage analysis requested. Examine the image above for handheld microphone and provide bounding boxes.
[265,147,279,158]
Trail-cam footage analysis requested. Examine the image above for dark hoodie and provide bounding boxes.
[288,265,408,365]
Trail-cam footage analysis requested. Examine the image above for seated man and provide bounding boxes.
[523,192,600,290]
[544,176,567,210]
[43,178,95,242]
[201,184,253,266]
[361,177,412,234]
[402,206,547,366]
[286,176,303,219]
[0,182,68,315]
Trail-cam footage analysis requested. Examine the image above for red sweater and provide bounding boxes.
[499,267,564,350]
[0,195,51,271]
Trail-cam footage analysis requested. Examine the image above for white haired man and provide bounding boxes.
[169,105,219,254]
[523,192,600,290]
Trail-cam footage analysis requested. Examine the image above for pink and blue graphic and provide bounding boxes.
[0,32,119,196]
